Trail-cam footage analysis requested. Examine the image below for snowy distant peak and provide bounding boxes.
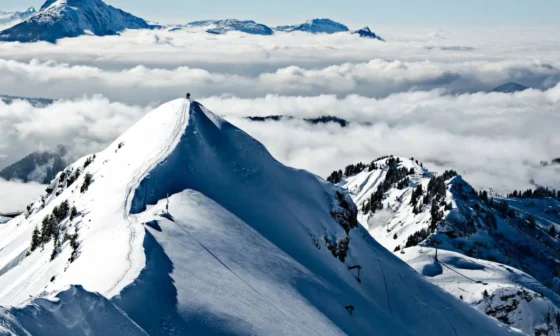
[0,0,151,43]
[352,26,384,41]
[491,82,530,93]
[275,18,349,34]
[0,6,36,24]
[186,19,273,35]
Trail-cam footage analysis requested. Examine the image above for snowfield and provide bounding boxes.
[0,100,518,335]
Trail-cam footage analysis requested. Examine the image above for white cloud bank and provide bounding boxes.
[1,87,558,193]
[0,178,45,213]
[0,26,558,194]
[0,27,558,104]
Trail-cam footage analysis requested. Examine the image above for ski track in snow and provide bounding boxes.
[105,99,189,297]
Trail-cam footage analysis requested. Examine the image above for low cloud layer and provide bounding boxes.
[0,96,151,165]
[0,57,558,105]
[0,28,559,104]
[1,87,558,193]
[0,27,558,194]
[0,178,45,213]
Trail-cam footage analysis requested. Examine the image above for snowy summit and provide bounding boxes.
[352,27,384,40]
[184,19,273,35]
[0,0,151,43]
[0,99,516,335]
[275,18,350,34]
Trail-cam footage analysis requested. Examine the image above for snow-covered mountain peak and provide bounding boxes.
[0,0,151,42]
[184,18,273,35]
[275,18,349,34]
[0,101,518,334]
[352,26,384,40]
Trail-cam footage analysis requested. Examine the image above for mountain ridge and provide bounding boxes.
[0,100,516,335]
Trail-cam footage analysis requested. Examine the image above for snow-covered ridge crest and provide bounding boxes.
[0,102,518,334]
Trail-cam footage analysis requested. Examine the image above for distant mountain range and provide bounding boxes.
[0,0,152,43]
[0,1,383,42]
[0,7,36,26]
[178,18,382,38]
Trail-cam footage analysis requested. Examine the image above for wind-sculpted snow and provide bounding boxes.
[0,100,517,335]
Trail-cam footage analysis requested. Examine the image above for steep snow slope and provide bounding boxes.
[0,0,151,43]
[0,102,517,335]
[275,18,349,34]
[332,156,560,335]
[184,19,273,35]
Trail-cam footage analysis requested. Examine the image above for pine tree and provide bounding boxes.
[70,206,78,221]
[81,173,93,193]
[549,225,557,237]
[527,215,537,229]
[30,226,41,252]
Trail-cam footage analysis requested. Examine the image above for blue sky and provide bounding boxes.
[3,0,560,27]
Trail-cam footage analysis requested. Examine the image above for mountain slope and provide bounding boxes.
[0,101,516,335]
[0,0,151,43]
[275,18,349,34]
[184,19,273,35]
[330,156,560,335]
[0,146,67,184]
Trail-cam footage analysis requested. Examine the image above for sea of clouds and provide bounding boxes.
[0,26,559,200]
